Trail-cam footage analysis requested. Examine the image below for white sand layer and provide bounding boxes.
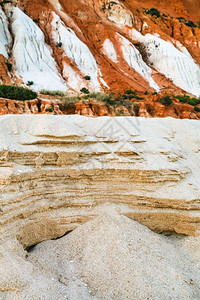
[3,206,197,300]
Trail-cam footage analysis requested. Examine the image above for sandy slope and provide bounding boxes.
[1,206,199,299]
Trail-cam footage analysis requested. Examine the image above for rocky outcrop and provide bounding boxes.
[1,95,200,120]
[0,115,200,250]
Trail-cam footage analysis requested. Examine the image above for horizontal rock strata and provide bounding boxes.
[0,115,200,249]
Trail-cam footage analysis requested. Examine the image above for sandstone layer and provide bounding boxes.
[0,115,200,246]
[0,115,200,299]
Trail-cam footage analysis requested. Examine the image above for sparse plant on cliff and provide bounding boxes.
[0,85,37,100]
[84,75,91,81]
[194,106,200,112]
[45,107,53,113]
[56,42,63,47]
[159,96,173,106]
[40,90,65,97]
[27,81,34,86]
[33,18,39,23]
[80,87,90,94]
[185,20,196,28]
[174,95,200,106]
[123,90,143,100]
[146,8,160,18]
[6,62,12,72]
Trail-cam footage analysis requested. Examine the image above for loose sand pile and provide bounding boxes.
[1,205,199,299]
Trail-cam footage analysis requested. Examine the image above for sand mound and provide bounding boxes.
[1,206,197,299]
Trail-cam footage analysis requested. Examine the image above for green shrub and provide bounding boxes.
[187,98,200,106]
[185,20,196,28]
[6,62,12,72]
[174,95,200,106]
[194,106,200,112]
[125,89,136,95]
[27,81,34,86]
[0,85,37,100]
[174,95,189,103]
[56,42,62,47]
[123,101,132,109]
[33,18,39,23]
[123,94,143,100]
[40,90,65,96]
[84,75,91,80]
[45,108,53,112]
[159,96,173,106]
[80,87,90,94]
[146,8,160,18]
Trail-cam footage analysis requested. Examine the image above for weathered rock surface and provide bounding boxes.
[1,95,200,120]
[0,115,200,246]
[0,115,200,299]
[0,0,200,96]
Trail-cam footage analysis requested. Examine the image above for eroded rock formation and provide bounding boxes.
[0,115,200,247]
[0,0,200,96]
[0,115,200,298]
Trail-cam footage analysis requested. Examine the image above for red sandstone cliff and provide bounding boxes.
[0,0,200,117]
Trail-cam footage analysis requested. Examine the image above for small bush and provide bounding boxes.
[174,95,200,106]
[185,20,196,28]
[84,75,91,80]
[187,98,200,106]
[126,89,136,95]
[45,108,53,112]
[194,106,200,112]
[123,94,143,100]
[123,101,132,109]
[27,81,34,86]
[6,62,12,72]
[0,85,37,100]
[40,90,65,97]
[33,18,39,23]
[80,87,90,94]
[174,95,189,103]
[56,42,62,47]
[146,8,160,18]
[159,96,173,106]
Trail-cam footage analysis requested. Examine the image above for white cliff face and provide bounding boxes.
[63,63,85,92]
[142,34,200,97]
[11,7,67,92]
[117,33,159,91]
[51,13,104,92]
[0,8,12,58]
[102,38,118,63]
